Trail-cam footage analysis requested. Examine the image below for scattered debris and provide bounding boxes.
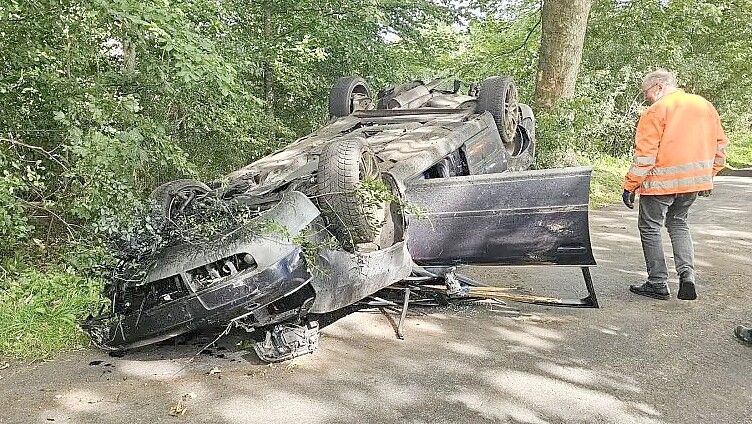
[168,393,197,417]
[246,368,269,379]
[253,321,320,363]
[167,402,186,417]
[0,362,9,370]
[88,360,104,366]
[424,284,566,305]
[207,367,221,375]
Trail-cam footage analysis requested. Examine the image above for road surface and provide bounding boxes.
[1,176,751,424]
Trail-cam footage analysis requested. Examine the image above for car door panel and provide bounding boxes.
[405,166,596,266]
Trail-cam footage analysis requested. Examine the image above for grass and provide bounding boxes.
[727,131,752,168]
[577,154,632,208]
[0,268,104,360]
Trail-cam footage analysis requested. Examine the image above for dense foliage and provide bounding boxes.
[2,0,751,358]
[0,0,455,261]
[454,0,752,166]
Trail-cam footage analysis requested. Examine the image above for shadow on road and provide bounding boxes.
[9,300,668,424]
[4,177,752,423]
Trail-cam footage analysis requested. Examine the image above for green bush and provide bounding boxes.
[0,269,105,359]
[579,155,632,208]
[726,130,752,169]
[532,67,644,167]
[0,175,32,254]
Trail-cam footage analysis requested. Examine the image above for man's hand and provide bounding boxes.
[622,189,636,209]
[698,189,712,197]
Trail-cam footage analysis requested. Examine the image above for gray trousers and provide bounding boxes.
[638,193,698,287]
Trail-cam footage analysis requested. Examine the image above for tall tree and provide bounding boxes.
[534,0,593,111]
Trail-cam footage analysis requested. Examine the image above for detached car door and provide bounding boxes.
[405,166,596,267]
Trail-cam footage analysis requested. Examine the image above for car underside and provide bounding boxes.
[83,76,597,362]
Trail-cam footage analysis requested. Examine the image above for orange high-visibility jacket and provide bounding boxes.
[624,89,728,195]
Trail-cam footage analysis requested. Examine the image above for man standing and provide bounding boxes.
[623,69,727,301]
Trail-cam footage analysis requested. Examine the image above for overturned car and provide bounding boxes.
[83,76,597,362]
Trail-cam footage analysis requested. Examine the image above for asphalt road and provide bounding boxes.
[1,176,751,424]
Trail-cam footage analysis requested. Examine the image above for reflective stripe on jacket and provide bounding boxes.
[623,89,728,195]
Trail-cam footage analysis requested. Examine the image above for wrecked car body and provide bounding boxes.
[83,76,597,361]
[84,192,319,350]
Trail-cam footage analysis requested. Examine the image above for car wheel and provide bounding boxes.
[328,76,372,118]
[149,179,211,228]
[507,103,536,171]
[317,137,389,250]
[476,76,520,147]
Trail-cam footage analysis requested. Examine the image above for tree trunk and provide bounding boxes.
[534,0,593,112]
[262,4,274,112]
[123,39,136,75]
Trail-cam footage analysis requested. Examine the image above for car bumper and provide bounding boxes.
[82,248,311,351]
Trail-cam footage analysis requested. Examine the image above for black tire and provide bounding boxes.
[149,179,211,227]
[507,103,536,171]
[518,103,535,142]
[328,76,372,117]
[476,76,519,146]
[317,137,386,249]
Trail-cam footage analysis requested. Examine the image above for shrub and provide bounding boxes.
[0,269,105,359]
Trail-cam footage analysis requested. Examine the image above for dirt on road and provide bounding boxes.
[1,176,751,424]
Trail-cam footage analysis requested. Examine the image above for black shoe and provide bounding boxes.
[677,279,697,300]
[735,325,752,344]
[629,282,670,300]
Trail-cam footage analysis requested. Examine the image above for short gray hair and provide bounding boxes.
[642,69,678,90]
